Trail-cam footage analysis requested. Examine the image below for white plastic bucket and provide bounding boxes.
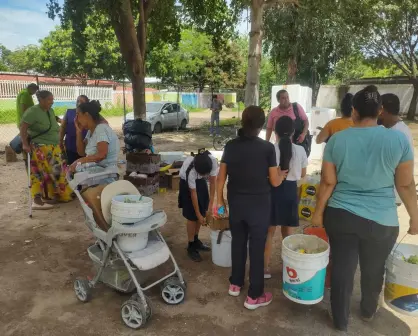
[111,195,153,223]
[282,234,330,305]
[211,230,232,267]
[384,243,418,316]
[117,232,149,252]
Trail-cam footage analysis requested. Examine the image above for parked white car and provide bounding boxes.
[124,102,189,133]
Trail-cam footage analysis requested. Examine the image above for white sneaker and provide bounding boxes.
[32,202,54,210]
[264,269,272,279]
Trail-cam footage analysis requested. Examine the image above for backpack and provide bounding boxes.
[292,103,312,157]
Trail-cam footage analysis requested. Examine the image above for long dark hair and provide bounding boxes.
[353,85,382,120]
[275,116,294,171]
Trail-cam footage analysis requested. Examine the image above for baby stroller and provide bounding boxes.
[68,167,186,329]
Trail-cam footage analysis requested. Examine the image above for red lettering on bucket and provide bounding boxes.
[287,267,298,279]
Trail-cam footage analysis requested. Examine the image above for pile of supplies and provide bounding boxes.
[124,153,161,196]
[123,119,153,153]
[159,161,183,192]
[298,171,321,222]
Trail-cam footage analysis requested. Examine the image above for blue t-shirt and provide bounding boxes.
[324,126,413,227]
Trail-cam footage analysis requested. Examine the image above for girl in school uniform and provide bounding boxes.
[178,150,218,262]
[264,116,308,279]
[217,106,287,310]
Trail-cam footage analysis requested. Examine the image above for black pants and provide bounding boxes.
[324,207,399,329]
[228,193,270,299]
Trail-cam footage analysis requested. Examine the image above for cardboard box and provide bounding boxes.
[209,217,230,231]
[171,175,181,191]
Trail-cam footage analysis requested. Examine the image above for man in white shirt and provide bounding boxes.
[380,93,414,205]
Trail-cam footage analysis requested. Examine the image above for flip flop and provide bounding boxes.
[32,202,54,210]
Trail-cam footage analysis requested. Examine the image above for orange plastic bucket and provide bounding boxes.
[304,227,332,289]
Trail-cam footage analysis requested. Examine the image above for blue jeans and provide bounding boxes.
[211,112,220,135]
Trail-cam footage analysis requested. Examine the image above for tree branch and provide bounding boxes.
[144,0,158,20]
[264,0,299,8]
[371,41,412,77]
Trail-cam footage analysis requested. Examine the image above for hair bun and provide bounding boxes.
[91,100,102,113]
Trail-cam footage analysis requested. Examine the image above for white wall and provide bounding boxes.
[316,83,417,114]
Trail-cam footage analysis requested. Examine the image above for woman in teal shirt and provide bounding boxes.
[312,85,418,332]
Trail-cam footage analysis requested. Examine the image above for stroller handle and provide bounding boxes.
[67,166,119,190]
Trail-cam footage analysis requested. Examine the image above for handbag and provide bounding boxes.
[292,103,312,157]
[10,110,52,154]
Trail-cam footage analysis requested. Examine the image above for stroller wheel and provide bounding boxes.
[131,293,153,322]
[74,278,92,303]
[121,299,147,329]
[161,277,186,305]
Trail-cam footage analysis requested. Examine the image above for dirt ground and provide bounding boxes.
[0,114,418,336]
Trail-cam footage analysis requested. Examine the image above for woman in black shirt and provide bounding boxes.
[217,105,286,310]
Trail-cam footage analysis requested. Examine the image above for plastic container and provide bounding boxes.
[159,152,187,164]
[211,230,232,267]
[111,195,153,223]
[384,243,418,316]
[116,232,149,252]
[282,234,330,305]
[303,227,332,289]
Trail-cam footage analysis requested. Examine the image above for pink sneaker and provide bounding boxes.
[228,285,241,297]
[244,292,273,310]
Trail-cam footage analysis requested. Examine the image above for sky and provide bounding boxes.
[0,0,248,51]
[0,0,61,51]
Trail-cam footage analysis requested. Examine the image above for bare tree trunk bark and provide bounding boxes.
[244,0,264,107]
[286,56,297,83]
[110,0,146,119]
[407,81,418,120]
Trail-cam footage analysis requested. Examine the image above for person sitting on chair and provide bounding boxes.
[69,100,119,185]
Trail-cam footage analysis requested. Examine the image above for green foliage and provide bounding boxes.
[149,29,245,90]
[0,44,12,71]
[328,52,403,85]
[264,0,354,87]
[6,45,41,72]
[38,19,125,79]
[340,0,418,79]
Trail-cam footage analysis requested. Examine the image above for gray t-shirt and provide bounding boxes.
[85,123,120,168]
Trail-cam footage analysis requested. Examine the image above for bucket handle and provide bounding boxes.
[217,229,230,245]
[392,233,408,258]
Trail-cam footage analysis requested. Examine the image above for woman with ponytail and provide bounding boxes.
[264,116,308,279]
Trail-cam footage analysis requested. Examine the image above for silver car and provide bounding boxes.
[124,102,189,133]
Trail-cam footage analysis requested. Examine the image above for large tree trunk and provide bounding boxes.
[244,0,264,107]
[109,0,148,119]
[407,81,418,120]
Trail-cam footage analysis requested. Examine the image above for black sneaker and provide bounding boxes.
[194,239,211,252]
[187,246,202,262]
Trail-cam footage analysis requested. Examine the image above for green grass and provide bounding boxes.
[0,99,125,124]
[232,101,245,113]
[182,105,206,113]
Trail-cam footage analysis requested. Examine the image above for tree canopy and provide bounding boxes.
[148,29,245,91]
